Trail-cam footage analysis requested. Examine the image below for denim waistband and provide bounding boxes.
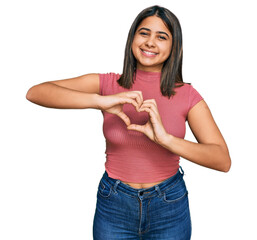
[102,167,185,199]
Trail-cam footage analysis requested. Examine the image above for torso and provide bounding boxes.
[121,178,169,189]
[100,71,202,184]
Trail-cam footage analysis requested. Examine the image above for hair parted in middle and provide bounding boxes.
[117,5,184,98]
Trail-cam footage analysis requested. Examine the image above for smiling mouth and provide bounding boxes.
[140,49,158,57]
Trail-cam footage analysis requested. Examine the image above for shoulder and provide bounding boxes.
[175,83,202,97]
[175,83,204,113]
[99,72,121,95]
[99,72,121,81]
[175,83,196,92]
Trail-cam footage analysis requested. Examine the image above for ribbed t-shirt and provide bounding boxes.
[99,69,203,183]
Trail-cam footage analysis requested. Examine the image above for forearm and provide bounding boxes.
[160,135,231,172]
[26,82,100,109]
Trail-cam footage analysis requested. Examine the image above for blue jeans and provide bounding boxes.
[93,167,191,240]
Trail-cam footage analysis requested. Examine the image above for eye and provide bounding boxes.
[158,35,167,40]
[139,31,149,36]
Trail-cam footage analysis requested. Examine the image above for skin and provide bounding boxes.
[131,16,172,72]
[26,16,231,190]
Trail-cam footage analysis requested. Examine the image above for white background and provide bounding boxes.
[1,0,256,239]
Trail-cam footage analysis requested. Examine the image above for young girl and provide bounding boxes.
[26,5,231,240]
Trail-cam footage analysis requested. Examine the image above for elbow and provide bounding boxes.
[222,162,231,173]
[217,145,231,173]
[26,87,34,102]
[26,84,42,103]
[220,155,232,173]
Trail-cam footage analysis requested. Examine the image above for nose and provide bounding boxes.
[145,36,156,48]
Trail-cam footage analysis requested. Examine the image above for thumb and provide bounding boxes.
[117,111,131,126]
[127,124,145,133]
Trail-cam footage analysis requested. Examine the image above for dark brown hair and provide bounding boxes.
[117,5,184,98]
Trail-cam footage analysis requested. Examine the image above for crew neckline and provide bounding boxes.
[135,69,161,82]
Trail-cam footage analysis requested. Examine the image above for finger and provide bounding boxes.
[117,111,131,126]
[139,102,154,109]
[127,124,145,133]
[139,103,158,115]
[139,108,157,120]
[135,94,143,109]
[125,98,141,111]
[138,107,160,124]
[134,91,144,106]
[119,97,139,109]
[140,100,157,109]
[142,99,157,106]
[126,91,144,109]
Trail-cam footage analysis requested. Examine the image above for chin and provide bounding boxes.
[137,63,163,72]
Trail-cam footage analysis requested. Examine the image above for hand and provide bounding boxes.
[98,91,143,126]
[127,99,169,145]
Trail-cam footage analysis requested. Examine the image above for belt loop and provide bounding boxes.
[155,185,162,197]
[113,180,120,193]
[179,166,184,176]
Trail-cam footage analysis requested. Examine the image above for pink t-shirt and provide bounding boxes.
[99,69,203,183]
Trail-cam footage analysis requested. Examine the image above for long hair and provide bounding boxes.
[117,5,184,98]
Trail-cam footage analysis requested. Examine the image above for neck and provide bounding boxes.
[136,63,163,73]
[135,69,161,82]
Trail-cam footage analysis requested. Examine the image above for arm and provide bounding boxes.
[26,74,144,125]
[161,100,231,172]
[26,74,101,109]
[128,99,231,172]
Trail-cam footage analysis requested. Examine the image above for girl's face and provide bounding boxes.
[132,16,172,72]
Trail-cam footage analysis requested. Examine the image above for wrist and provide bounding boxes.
[93,94,104,110]
[158,133,175,150]
[81,93,104,110]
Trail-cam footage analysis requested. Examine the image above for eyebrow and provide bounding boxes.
[138,27,170,38]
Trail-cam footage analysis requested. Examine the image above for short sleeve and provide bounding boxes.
[188,85,203,111]
[99,73,121,96]
[99,73,108,96]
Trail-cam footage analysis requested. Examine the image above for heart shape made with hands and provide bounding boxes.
[125,98,163,143]
[120,98,160,127]
[122,102,149,126]
[115,98,165,142]
[108,90,155,128]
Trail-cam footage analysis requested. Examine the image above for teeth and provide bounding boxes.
[143,50,157,55]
